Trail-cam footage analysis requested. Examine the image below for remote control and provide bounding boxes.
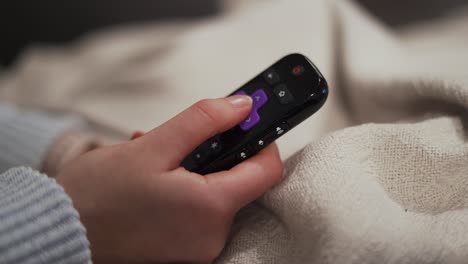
[181,53,328,174]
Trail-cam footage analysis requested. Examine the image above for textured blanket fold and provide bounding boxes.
[217,116,468,263]
[1,0,467,263]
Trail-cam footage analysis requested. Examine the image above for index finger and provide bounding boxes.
[204,143,284,209]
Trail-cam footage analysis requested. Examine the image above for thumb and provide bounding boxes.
[141,95,252,169]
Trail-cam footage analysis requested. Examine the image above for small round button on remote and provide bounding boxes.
[206,137,222,154]
[237,149,251,161]
[263,68,280,85]
[192,150,208,165]
[273,84,294,104]
[291,65,305,76]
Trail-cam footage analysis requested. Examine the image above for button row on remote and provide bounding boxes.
[251,122,290,152]
[184,135,224,169]
[192,122,291,174]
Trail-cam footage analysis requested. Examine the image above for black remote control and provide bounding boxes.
[181,53,328,174]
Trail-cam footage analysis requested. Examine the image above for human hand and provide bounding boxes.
[57,95,283,263]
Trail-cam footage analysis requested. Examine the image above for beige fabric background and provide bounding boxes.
[1,0,468,262]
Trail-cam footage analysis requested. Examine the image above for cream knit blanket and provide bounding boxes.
[1,1,468,263]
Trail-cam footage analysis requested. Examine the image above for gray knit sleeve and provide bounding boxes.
[0,167,91,264]
[0,103,85,173]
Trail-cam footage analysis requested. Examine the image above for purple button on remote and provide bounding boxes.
[235,89,268,131]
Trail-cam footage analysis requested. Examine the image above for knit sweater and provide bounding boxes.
[0,103,91,263]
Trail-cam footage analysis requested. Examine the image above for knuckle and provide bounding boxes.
[193,226,228,261]
[196,239,226,262]
[187,194,231,261]
[204,195,233,220]
[205,201,231,223]
[267,145,284,184]
[193,99,220,125]
[275,159,284,182]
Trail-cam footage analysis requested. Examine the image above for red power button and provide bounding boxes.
[292,65,305,76]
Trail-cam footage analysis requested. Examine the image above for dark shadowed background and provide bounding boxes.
[1,0,467,66]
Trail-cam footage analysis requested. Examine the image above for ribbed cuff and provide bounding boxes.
[0,167,91,264]
[0,103,85,172]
